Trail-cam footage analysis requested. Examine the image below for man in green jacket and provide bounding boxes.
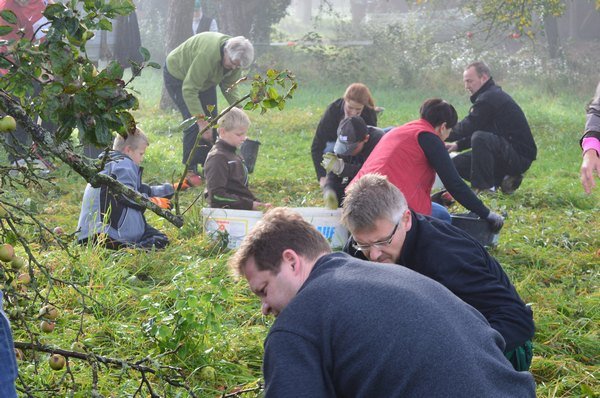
[163,32,254,185]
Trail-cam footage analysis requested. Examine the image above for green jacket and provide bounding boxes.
[166,32,242,116]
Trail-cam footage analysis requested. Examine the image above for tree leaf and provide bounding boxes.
[139,47,151,62]
[0,10,17,24]
[0,26,13,36]
[147,62,161,69]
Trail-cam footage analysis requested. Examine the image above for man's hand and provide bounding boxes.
[486,211,504,233]
[580,149,600,194]
[197,119,213,143]
[445,142,458,153]
[149,197,172,209]
[321,153,344,175]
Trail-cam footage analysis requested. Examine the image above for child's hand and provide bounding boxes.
[149,197,172,210]
[253,201,272,211]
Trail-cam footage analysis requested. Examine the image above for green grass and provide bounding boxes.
[2,67,599,397]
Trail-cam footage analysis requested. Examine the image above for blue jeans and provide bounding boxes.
[431,202,451,224]
[0,291,18,397]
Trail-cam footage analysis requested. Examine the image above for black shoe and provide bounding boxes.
[500,174,523,195]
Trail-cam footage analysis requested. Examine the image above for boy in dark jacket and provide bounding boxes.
[77,129,173,249]
[204,108,270,210]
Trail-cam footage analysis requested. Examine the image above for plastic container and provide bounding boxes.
[291,207,349,248]
[451,213,499,247]
[202,207,349,249]
[240,139,261,174]
[202,208,263,250]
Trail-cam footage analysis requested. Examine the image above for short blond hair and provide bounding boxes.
[113,128,149,151]
[218,107,250,133]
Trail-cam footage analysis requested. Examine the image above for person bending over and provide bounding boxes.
[341,173,535,371]
[229,207,536,397]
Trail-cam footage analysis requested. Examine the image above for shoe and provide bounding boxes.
[500,174,523,195]
[185,170,203,187]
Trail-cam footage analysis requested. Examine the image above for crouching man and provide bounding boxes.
[341,173,535,371]
[229,207,536,397]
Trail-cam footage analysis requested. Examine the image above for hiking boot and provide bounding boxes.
[500,174,523,195]
[185,170,203,187]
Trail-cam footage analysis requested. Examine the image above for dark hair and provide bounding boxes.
[419,98,458,128]
[229,208,331,276]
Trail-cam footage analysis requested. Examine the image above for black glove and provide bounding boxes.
[486,211,504,233]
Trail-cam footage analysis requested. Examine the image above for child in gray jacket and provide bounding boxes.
[77,129,173,249]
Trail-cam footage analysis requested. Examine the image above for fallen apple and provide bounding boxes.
[0,243,15,262]
[200,365,216,381]
[70,341,86,352]
[49,354,65,370]
[10,256,25,271]
[40,320,55,333]
[17,272,31,285]
[0,115,17,132]
[53,226,64,235]
[15,348,25,361]
[39,305,59,320]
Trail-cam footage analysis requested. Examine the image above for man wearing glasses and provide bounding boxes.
[341,173,535,371]
[230,207,536,397]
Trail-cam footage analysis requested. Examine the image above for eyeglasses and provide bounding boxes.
[352,222,399,252]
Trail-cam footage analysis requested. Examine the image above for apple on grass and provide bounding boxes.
[39,305,59,320]
[40,320,55,333]
[49,354,65,370]
[0,243,15,262]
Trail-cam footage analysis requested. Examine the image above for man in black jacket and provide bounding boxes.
[446,61,536,194]
[341,174,535,371]
[321,116,385,208]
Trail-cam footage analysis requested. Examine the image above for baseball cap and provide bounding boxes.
[334,116,368,156]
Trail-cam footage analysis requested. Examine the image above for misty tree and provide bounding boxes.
[418,0,600,58]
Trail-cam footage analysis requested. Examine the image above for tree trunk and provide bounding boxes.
[298,0,312,24]
[159,0,195,111]
[543,14,561,59]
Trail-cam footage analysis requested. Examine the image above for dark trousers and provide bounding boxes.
[452,131,532,189]
[325,173,349,207]
[163,65,218,172]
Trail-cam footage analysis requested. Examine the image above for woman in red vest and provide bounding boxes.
[351,98,503,231]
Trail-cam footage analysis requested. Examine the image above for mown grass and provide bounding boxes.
[3,67,599,397]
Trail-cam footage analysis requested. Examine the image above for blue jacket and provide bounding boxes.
[77,151,174,244]
[263,252,536,397]
[344,211,535,352]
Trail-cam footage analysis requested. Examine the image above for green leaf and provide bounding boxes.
[43,3,66,19]
[267,87,279,100]
[147,62,161,69]
[179,117,197,131]
[0,10,17,24]
[243,102,255,110]
[98,18,113,31]
[0,26,12,36]
[139,47,151,62]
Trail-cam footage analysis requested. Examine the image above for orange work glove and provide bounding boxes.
[149,197,171,209]
[172,179,191,191]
